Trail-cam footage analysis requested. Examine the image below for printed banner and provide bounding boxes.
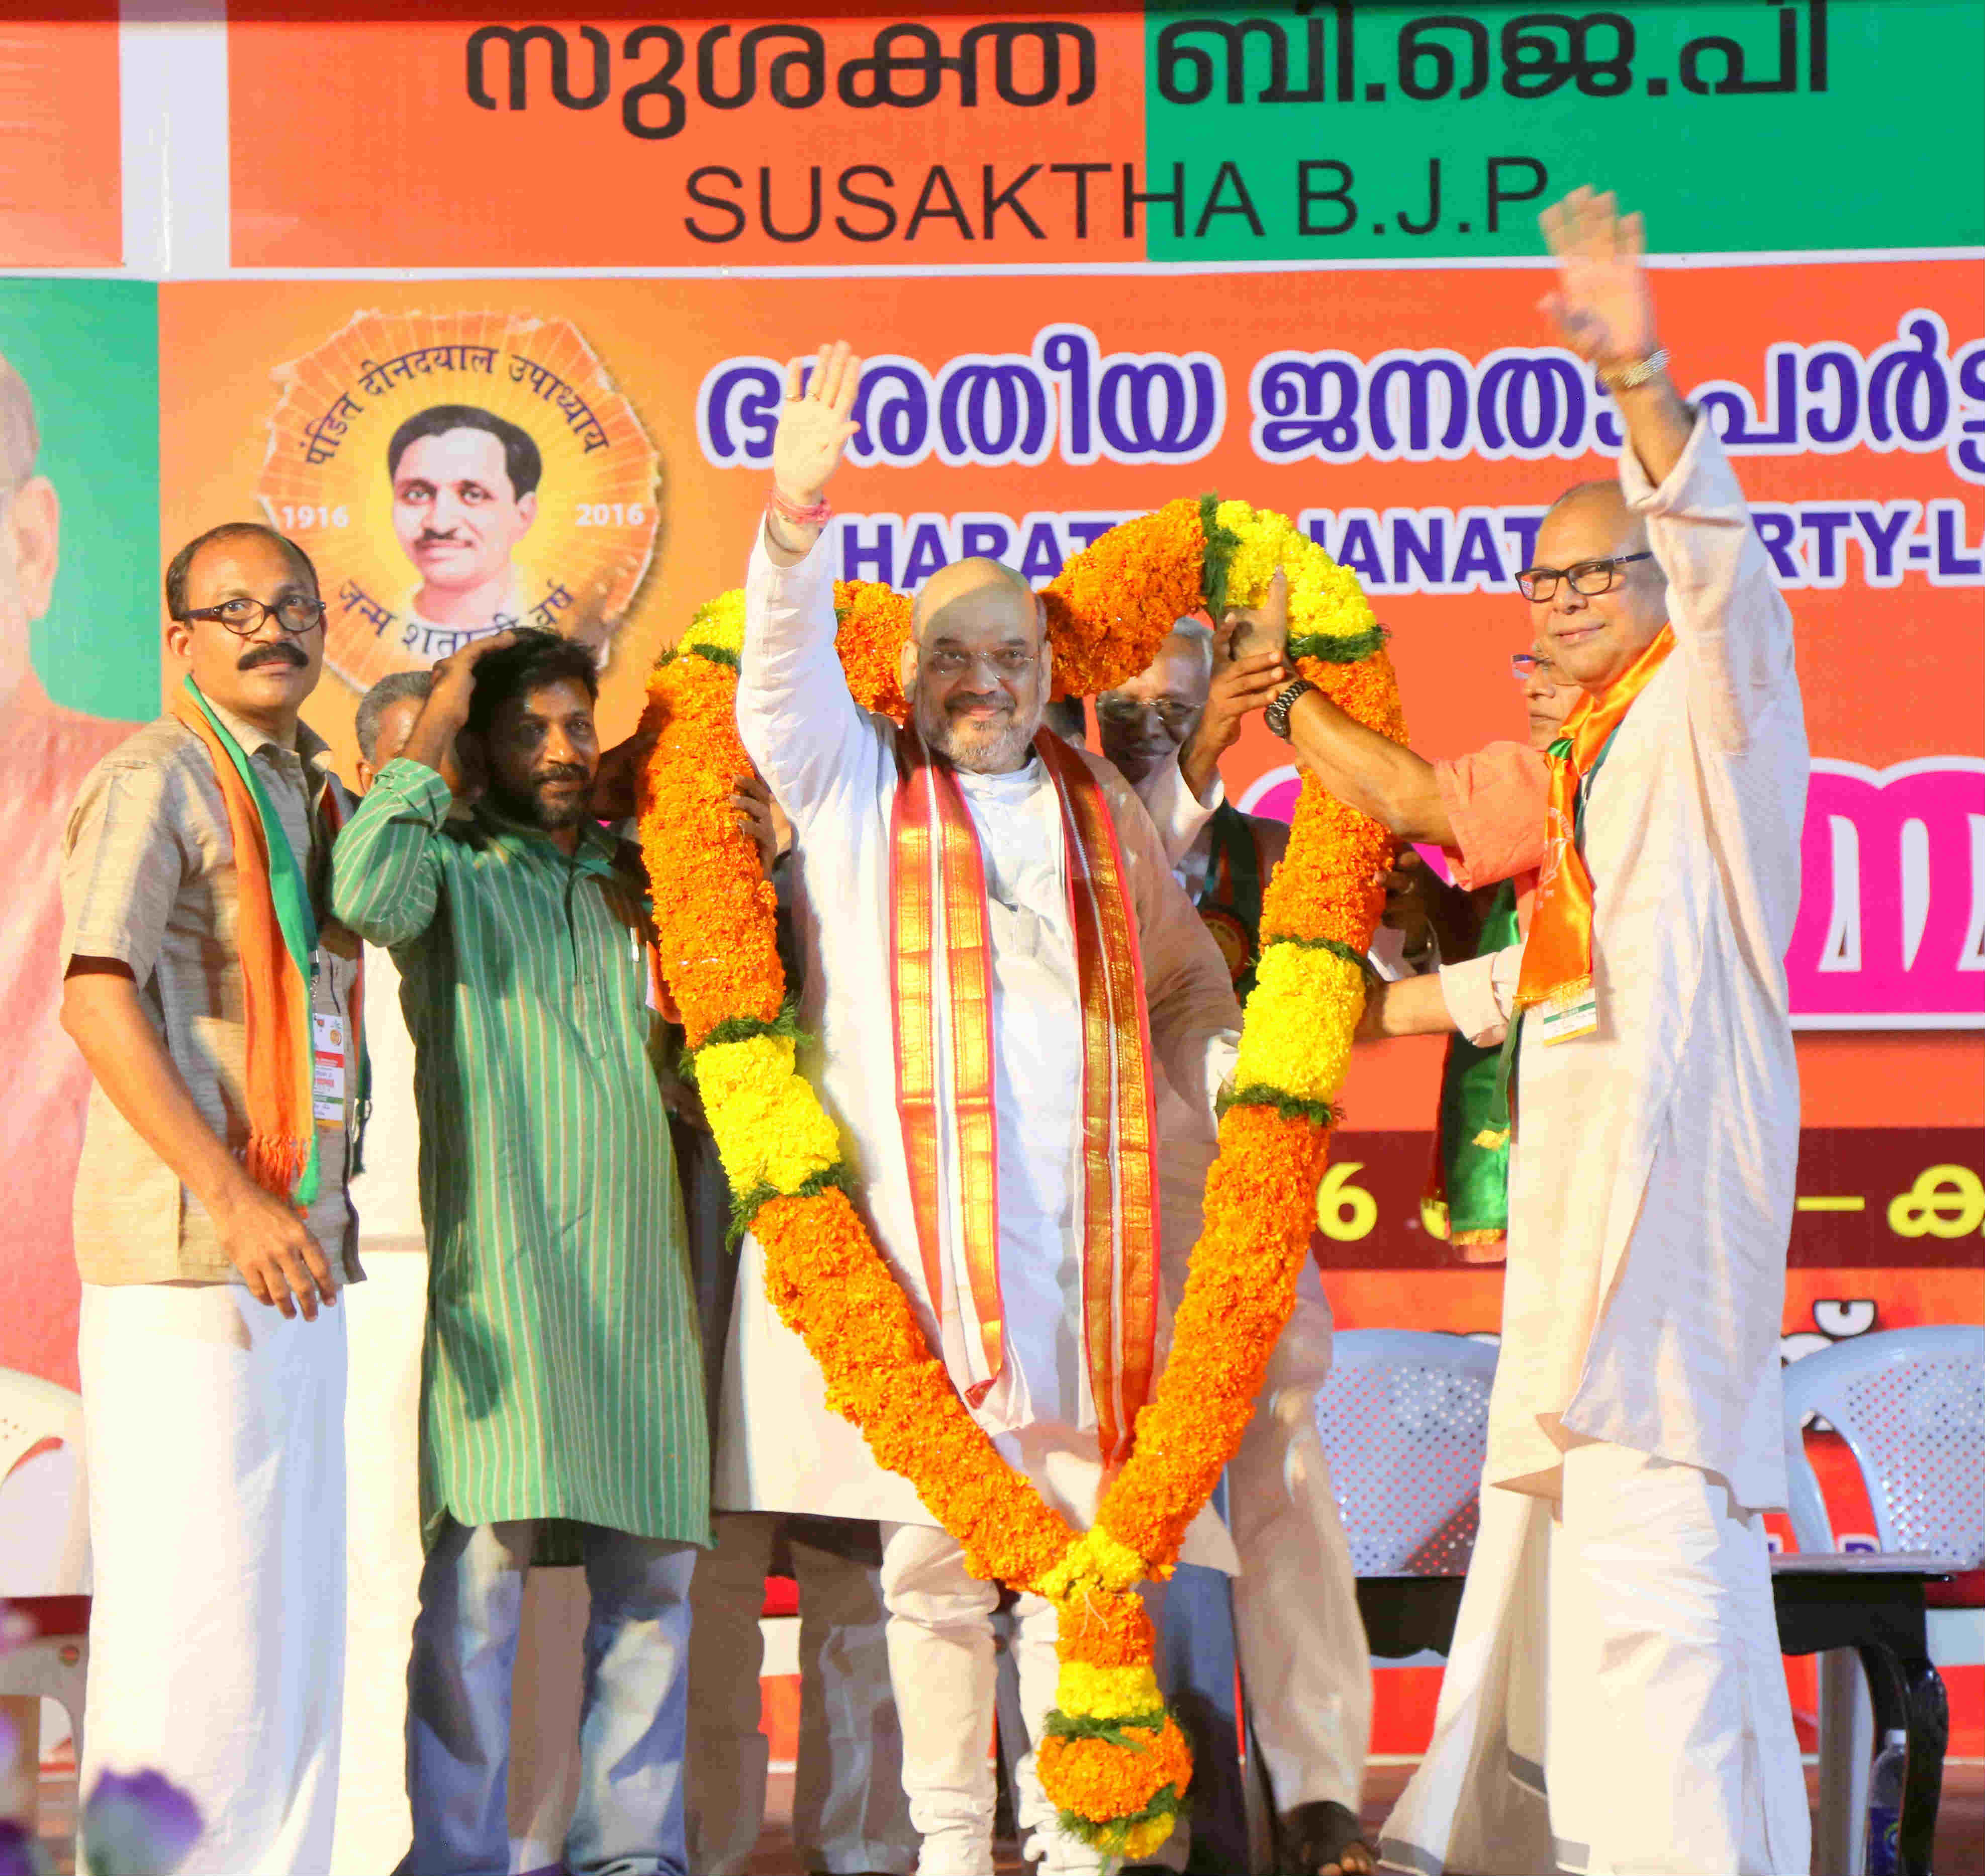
[0,3,121,267]
[211,2,1985,270]
[0,280,159,1389]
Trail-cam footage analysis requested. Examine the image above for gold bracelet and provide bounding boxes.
[1598,347,1670,392]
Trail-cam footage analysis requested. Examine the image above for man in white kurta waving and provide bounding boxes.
[722,343,1243,1876]
[1360,190,1812,1874]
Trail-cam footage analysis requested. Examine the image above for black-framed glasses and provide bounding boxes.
[1509,653,1566,684]
[175,594,328,636]
[1514,552,1653,602]
[1096,694,1198,730]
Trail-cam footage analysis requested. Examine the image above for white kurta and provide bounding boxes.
[1382,413,1811,1874]
[1439,410,1807,1511]
[719,532,1240,1569]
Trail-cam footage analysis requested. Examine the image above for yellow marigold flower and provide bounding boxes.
[1214,499,1377,643]
[1233,943,1366,1103]
[1120,1816,1176,1860]
[1056,1661,1163,1719]
[1037,1525,1149,1601]
[684,588,747,656]
[696,1035,842,1194]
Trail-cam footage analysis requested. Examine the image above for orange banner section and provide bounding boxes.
[0,4,121,265]
[158,258,1984,1139]
[227,6,1145,267]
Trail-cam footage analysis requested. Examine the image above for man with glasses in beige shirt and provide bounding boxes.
[59,521,358,1874]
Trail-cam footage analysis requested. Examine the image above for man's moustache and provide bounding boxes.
[417,530,465,547]
[532,765,590,787]
[238,643,309,671]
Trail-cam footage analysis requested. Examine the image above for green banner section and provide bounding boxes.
[0,279,160,722]
[1143,1,1985,260]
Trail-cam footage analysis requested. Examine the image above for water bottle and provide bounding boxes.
[1863,1727,1907,1876]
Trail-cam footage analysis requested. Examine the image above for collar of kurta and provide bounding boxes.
[888,723,1161,1461]
[471,801,621,878]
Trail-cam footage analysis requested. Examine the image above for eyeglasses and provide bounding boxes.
[1096,695,1198,730]
[1514,552,1653,602]
[1509,653,1566,684]
[175,594,328,636]
[922,646,1037,679]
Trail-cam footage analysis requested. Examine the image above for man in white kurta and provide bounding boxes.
[721,344,1242,1876]
[1359,190,1810,1875]
[1100,624,1376,1876]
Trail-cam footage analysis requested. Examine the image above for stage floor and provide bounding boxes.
[32,1759,1985,1871]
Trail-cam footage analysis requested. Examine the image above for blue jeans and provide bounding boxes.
[398,1516,697,1876]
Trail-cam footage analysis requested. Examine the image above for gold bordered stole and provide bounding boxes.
[888,725,1161,1459]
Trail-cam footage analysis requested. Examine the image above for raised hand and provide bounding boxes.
[1222,564,1290,665]
[1538,186,1657,368]
[773,341,864,510]
[1180,617,1289,802]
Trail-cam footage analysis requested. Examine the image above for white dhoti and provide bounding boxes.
[78,1280,345,1876]
[688,1510,917,1875]
[1225,1263,1372,1816]
[881,1521,1177,1876]
[1378,1442,1809,1876]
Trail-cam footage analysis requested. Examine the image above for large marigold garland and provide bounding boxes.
[637,496,1404,1858]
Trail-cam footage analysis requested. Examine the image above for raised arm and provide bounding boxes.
[332,631,511,944]
[736,341,887,826]
[1540,187,1794,751]
[1219,569,1457,845]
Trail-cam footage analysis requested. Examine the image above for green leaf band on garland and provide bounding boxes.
[726,1163,853,1251]
[1218,1085,1343,1128]
[683,1005,807,1088]
[1057,1784,1187,1853]
[681,641,741,670]
[1288,625,1390,664]
[1198,490,1245,623]
[1256,933,1371,973]
[1041,1706,1172,1744]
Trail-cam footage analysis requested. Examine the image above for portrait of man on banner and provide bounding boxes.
[389,402,540,642]
[257,307,660,694]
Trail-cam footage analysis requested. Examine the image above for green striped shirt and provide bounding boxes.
[332,759,708,1557]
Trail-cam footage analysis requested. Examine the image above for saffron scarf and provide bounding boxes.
[889,727,1162,1460]
[1514,625,1675,1019]
[170,678,343,1209]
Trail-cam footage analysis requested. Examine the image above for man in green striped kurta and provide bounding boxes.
[332,628,707,1876]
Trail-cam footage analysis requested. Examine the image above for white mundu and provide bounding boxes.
[725,531,1241,1874]
[1136,754,1374,1821]
[1380,415,1812,1875]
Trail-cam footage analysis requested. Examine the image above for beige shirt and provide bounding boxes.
[60,699,361,1287]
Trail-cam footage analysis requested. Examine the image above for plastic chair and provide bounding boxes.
[1781,1325,1985,1876]
[1314,1329,1499,1661]
[0,1367,91,1857]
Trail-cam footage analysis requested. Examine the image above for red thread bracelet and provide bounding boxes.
[767,488,833,527]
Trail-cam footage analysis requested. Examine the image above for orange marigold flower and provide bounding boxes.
[834,580,912,720]
[1055,1588,1154,1668]
[1036,1717,1193,1823]
[636,656,783,1046]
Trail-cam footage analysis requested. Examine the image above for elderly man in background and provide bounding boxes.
[724,344,1242,1876]
[334,628,709,1876]
[1313,189,1809,1874]
[1097,622,1375,1876]
[60,521,356,1872]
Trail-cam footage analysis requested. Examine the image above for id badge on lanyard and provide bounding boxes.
[310,950,346,1129]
